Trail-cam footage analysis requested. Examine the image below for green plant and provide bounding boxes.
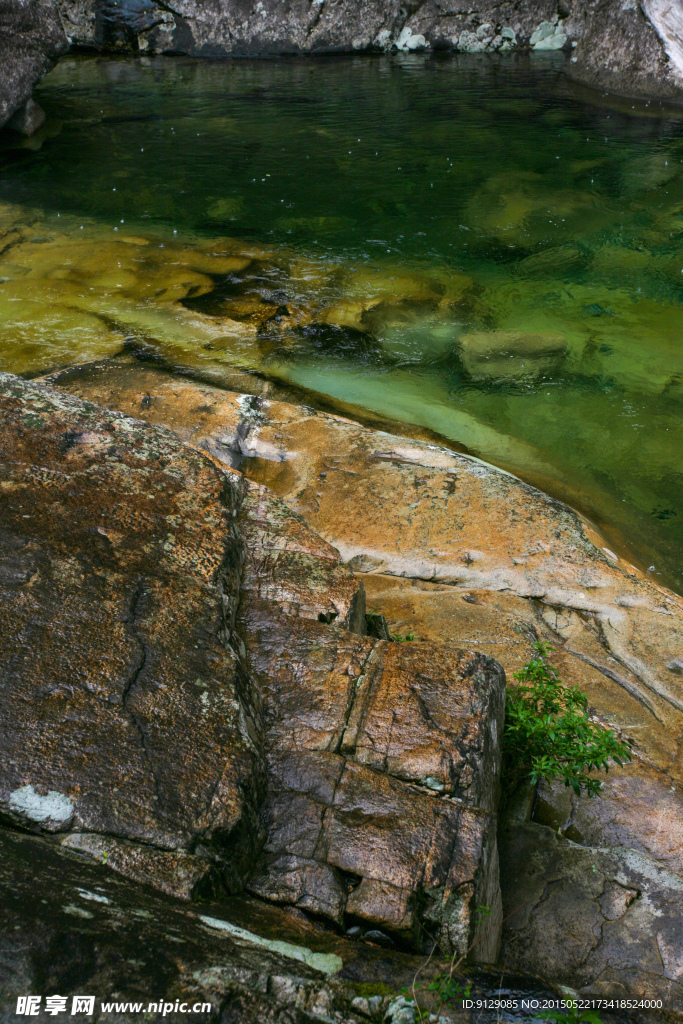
[503,642,631,797]
[399,905,491,1020]
[401,975,471,1022]
[534,1005,604,1023]
[392,631,415,643]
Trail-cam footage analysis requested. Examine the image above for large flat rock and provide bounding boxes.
[0,373,265,897]
[47,361,683,860]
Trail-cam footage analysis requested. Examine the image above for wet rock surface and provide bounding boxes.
[0,825,363,1024]
[0,0,67,131]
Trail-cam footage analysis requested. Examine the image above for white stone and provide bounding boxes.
[395,27,429,50]
[9,784,74,825]
[642,0,683,77]
[198,916,343,974]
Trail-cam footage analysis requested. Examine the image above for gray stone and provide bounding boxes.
[0,825,366,1023]
[6,96,45,135]
[500,821,683,1007]
[0,0,67,131]
[567,0,683,101]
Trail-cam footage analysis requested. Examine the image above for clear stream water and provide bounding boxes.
[2,53,683,592]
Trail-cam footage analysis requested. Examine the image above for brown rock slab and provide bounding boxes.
[47,358,683,898]
[238,583,504,956]
[0,372,265,895]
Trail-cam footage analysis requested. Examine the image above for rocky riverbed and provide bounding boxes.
[4,5,683,1019]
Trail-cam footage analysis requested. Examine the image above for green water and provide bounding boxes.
[2,53,683,591]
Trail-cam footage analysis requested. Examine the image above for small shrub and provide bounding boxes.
[503,642,631,797]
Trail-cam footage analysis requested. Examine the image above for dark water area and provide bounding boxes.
[1,53,683,591]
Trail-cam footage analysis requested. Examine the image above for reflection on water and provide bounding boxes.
[1,54,683,591]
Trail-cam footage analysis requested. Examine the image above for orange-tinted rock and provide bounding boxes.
[237,571,504,956]
[46,359,683,887]
[1,367,505,963]
[0,372,264,895]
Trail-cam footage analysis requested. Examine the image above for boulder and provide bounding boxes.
[567,0,683,102]
[0,824,365,1024]
[500,821,683,1009]
[43,357,683,999]
[0,820,567,1024]
[237,483,506,959]
[0,0,67,131]
[455,330,567,382]
[0,369,506,963]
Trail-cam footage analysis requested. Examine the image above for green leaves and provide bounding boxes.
[503,642,632,798]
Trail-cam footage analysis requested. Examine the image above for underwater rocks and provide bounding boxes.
[455,329,567,381]
[0,0,67,132]
[0,371,506,962]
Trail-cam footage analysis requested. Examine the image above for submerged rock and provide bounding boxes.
[455,329,568,381]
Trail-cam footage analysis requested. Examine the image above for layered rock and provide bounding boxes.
[44,356,683,1003]
[237,481,505,959]
[0,370,506,964]
[0,0,67,132]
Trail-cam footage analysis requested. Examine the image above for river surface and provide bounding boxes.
[2,53,683,591]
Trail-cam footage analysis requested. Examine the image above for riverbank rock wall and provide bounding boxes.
[4,0,683,134]
[0,0,67,131]
[54,0,683,102]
